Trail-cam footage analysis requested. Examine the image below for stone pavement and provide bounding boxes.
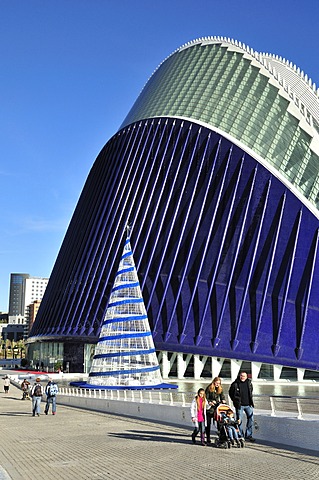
[0,383,318,480]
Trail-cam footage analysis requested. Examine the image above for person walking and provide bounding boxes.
[44,378,59,415]
[229,371,255,442]
[205,376,226,443]
[3,375,10,394]
[190,388,210,446]
[31,377,43,417]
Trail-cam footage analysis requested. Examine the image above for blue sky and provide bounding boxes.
[1,0,319,312]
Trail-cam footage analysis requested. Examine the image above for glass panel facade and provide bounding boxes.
[122,43,319,210]
[27,342,63,370]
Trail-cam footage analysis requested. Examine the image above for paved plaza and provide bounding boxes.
[0,382,318,480]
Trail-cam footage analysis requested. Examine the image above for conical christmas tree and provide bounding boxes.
[88,232,166,388]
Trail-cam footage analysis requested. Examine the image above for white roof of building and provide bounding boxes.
[170,36,319,137]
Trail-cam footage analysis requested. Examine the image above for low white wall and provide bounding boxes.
[59,394,190,426]
[252,414,318,450]
[57,394,319,452]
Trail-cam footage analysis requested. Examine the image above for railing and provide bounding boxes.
[256,394,319,419]
[58,387,319,419]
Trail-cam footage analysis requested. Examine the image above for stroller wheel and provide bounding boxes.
[240,439,245,448]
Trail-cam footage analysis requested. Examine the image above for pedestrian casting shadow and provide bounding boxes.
[0,396,25,401]
[108,430,191,444]
[0,412,32,416]
[129,430,188,438]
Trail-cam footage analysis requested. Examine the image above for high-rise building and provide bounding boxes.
[8,274,30,316]
[8,274,48,324]
[28,37,319,375]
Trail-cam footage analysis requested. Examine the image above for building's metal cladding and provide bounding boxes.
[29,37,319,371]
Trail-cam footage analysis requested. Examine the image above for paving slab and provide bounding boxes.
[0,382,318,480]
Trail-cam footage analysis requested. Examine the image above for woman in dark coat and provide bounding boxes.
[205,376,226,443]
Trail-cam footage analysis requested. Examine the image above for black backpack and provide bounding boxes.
[33,384,42,396]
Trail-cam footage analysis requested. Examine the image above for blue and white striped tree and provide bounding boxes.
[88,233,163,387]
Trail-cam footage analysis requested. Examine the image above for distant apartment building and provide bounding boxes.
[26,300,42,335]
[7,274,48,340]
[8,274,48,323]
[24,277,48,316]
[0,309,23,342]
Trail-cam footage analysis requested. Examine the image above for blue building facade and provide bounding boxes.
[28,37,319,373]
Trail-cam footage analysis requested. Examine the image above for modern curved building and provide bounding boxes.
[28,37,319,376]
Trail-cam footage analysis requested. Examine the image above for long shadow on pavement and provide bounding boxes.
[0,412,32,416]
[108,430,202,445]
[128,430,188,438]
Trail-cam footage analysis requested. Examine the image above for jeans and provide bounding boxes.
[192,420,205,435]
[32,396,42,415]
[226,425,239,440]
[192,420,205,441]
[236,405,254,438]
[45,396,57,414]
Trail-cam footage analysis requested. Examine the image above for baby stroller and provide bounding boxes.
[22,388,30,400]
[21,381,31,400]
[213,404,244,449]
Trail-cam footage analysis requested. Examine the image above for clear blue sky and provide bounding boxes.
[1,0,319,312]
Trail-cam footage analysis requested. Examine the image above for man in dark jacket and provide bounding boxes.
[229,371,255,442]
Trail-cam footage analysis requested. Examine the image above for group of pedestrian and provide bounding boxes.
[190,371,255,446]
[2,374,59,416]
[30,377,59,416]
